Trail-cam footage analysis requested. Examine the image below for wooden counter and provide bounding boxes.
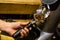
[0,0,41,5]
[0,0,42,14]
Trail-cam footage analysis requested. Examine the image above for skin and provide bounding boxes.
[0,20,31,38]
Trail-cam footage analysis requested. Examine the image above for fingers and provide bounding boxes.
[9,27,32,38]
[6,28,17,36]
[20,28,29,38]
[20,27,32,38]
[24,28,29,33]
[20,22,29,26]
[20,31,24,38]
[9,22,29,29]
[29,27,32,30]
[9,22,22,28]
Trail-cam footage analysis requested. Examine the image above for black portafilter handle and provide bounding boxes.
[12,21,36,38]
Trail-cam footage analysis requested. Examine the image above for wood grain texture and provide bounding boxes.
[0,0,41,5]
[0,0,42,14]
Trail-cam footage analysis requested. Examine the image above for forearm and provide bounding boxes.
[0,20,8,31]
[0,20,19,35]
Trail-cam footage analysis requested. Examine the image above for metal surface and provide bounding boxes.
[42,0,58,4]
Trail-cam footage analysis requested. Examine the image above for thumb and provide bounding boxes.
[20,22,29,26]
[9,22,29,29]
[5,28,17,36]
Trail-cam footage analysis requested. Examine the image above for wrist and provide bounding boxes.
[0,22,9,31]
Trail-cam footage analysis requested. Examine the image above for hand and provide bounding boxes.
[1,22,31,38]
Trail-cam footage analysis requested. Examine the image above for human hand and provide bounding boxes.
[1,22,31,38]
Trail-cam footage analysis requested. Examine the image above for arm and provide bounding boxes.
[0,20,31,38]
[0,20,9,31]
